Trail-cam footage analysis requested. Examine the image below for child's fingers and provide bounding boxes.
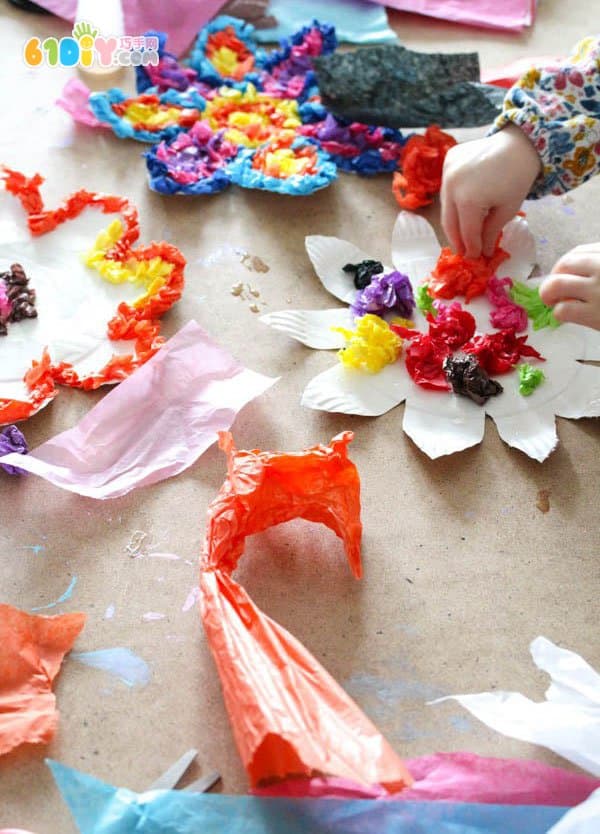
[481,205,516,257]
[458,203,485,258]
[440,195,462,254]
[539,273,595,306]
[552,299,600,330]
[551,251,600,278]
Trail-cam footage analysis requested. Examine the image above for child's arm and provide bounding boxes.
[441,37,600,258]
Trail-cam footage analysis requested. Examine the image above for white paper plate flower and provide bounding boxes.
[0,171,184,424]
[262,213,600,461]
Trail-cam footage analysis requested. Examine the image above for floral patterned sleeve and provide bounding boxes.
[490,36,600,198]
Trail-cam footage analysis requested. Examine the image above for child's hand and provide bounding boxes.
[539,244,600,330]
[441,124,542,259]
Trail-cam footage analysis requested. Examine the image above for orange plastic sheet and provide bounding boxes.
[200,431,412,792]
[0,604,85,756]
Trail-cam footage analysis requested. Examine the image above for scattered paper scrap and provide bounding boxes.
[0,321,277,498]
[0,604,85,756]
[70,648,151,688]
[0,425,28,475]
[432,637,600,776]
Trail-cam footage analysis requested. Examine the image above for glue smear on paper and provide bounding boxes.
[70,648,151,688]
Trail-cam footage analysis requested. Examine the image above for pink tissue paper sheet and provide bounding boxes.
[56,79,107,128]
[0,320,276,499]
[373,0,535,32]
[28,0,228,56]
[254,753,600,806]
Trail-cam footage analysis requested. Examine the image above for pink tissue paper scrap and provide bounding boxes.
[0,320,276,499]
[254,753,600,806]
[374,0,535,32]
[56,79,108,129]
[482,55,563,87]
[29,0,227,56]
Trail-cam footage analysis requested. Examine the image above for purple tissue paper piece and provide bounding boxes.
[0,425,28,475]
[351,270,415,319]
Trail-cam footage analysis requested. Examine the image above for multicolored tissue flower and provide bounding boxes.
[59,16,413,198]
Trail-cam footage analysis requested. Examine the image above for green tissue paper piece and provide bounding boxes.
[518,363,546,396]
[416,284,436,316]
[509,281,560,330]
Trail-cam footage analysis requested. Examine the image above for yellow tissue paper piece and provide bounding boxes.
[84,220,173,307]
[263,149,311,177]
[203,84,301,148]
[122,101,187,128]
[333,314,403,374]
[211,46,242,77]
[391,317,415,329]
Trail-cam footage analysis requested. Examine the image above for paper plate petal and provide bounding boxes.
[390,211,440,283]
[402,390,486,459]
[305,235,391,304]
[260,308,353,349]
[301,362,409,416]
[498,216,536,281]
[553,364,600,419]
[579,327,600,361]
[492,407,557,461]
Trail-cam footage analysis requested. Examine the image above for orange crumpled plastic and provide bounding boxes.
[0,604,85,756]
[200,431,412,792]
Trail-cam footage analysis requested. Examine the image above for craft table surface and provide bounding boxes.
[0,4,599,832]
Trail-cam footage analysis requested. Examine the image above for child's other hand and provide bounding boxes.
[540,244,600,330]
[441,124,542,259]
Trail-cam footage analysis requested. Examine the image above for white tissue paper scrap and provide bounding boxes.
[547,788,600,834]
[432,636,600,777]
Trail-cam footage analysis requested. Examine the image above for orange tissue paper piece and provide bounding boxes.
[392,125,457,211]
[200,431,412,793]
[0,604,86,756]
[428,244,509,303]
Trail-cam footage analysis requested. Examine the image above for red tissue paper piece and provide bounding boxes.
[427,303,476,350]
[391,328,450,391]
[428,244,509,303]
[200,431,412,792]
[392,125,457,211]
[0,604,85,756]
[391,303,476,390]
[463,328,544,374]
